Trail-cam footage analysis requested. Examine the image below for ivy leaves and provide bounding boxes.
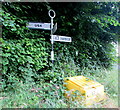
[2,38,48,78]
[1,7,28,39]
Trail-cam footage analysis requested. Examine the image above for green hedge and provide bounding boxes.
[2,38,49,82]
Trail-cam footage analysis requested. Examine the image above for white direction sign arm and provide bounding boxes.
[27,22,51,30]
[52,35,72,42]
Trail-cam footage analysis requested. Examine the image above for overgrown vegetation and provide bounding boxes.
[1,2,119,108]
[0,65,118,108]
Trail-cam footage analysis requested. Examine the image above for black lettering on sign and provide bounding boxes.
[35,24,42,27]
[68,38,70,41]
[60,38,64,40]
[54,36,59,40]
[60,37,70,41]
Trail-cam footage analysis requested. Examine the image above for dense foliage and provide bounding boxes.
[1,2,119,108]
[1,2,119,86]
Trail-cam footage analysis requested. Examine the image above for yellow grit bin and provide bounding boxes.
[64,75,106,106]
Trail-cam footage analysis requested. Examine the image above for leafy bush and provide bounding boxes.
[2,38,49,88]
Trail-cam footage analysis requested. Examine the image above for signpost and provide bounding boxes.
[26,9,72,64]
[48,10,56,64]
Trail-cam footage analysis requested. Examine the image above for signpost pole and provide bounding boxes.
[51,17,54,64]
[48,10,56,65]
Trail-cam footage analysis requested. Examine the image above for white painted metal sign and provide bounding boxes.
[27,22,51,30]
[52,35,72,42]
[52,23,57,34]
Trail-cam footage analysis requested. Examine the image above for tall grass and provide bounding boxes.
[83,65,118,107]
